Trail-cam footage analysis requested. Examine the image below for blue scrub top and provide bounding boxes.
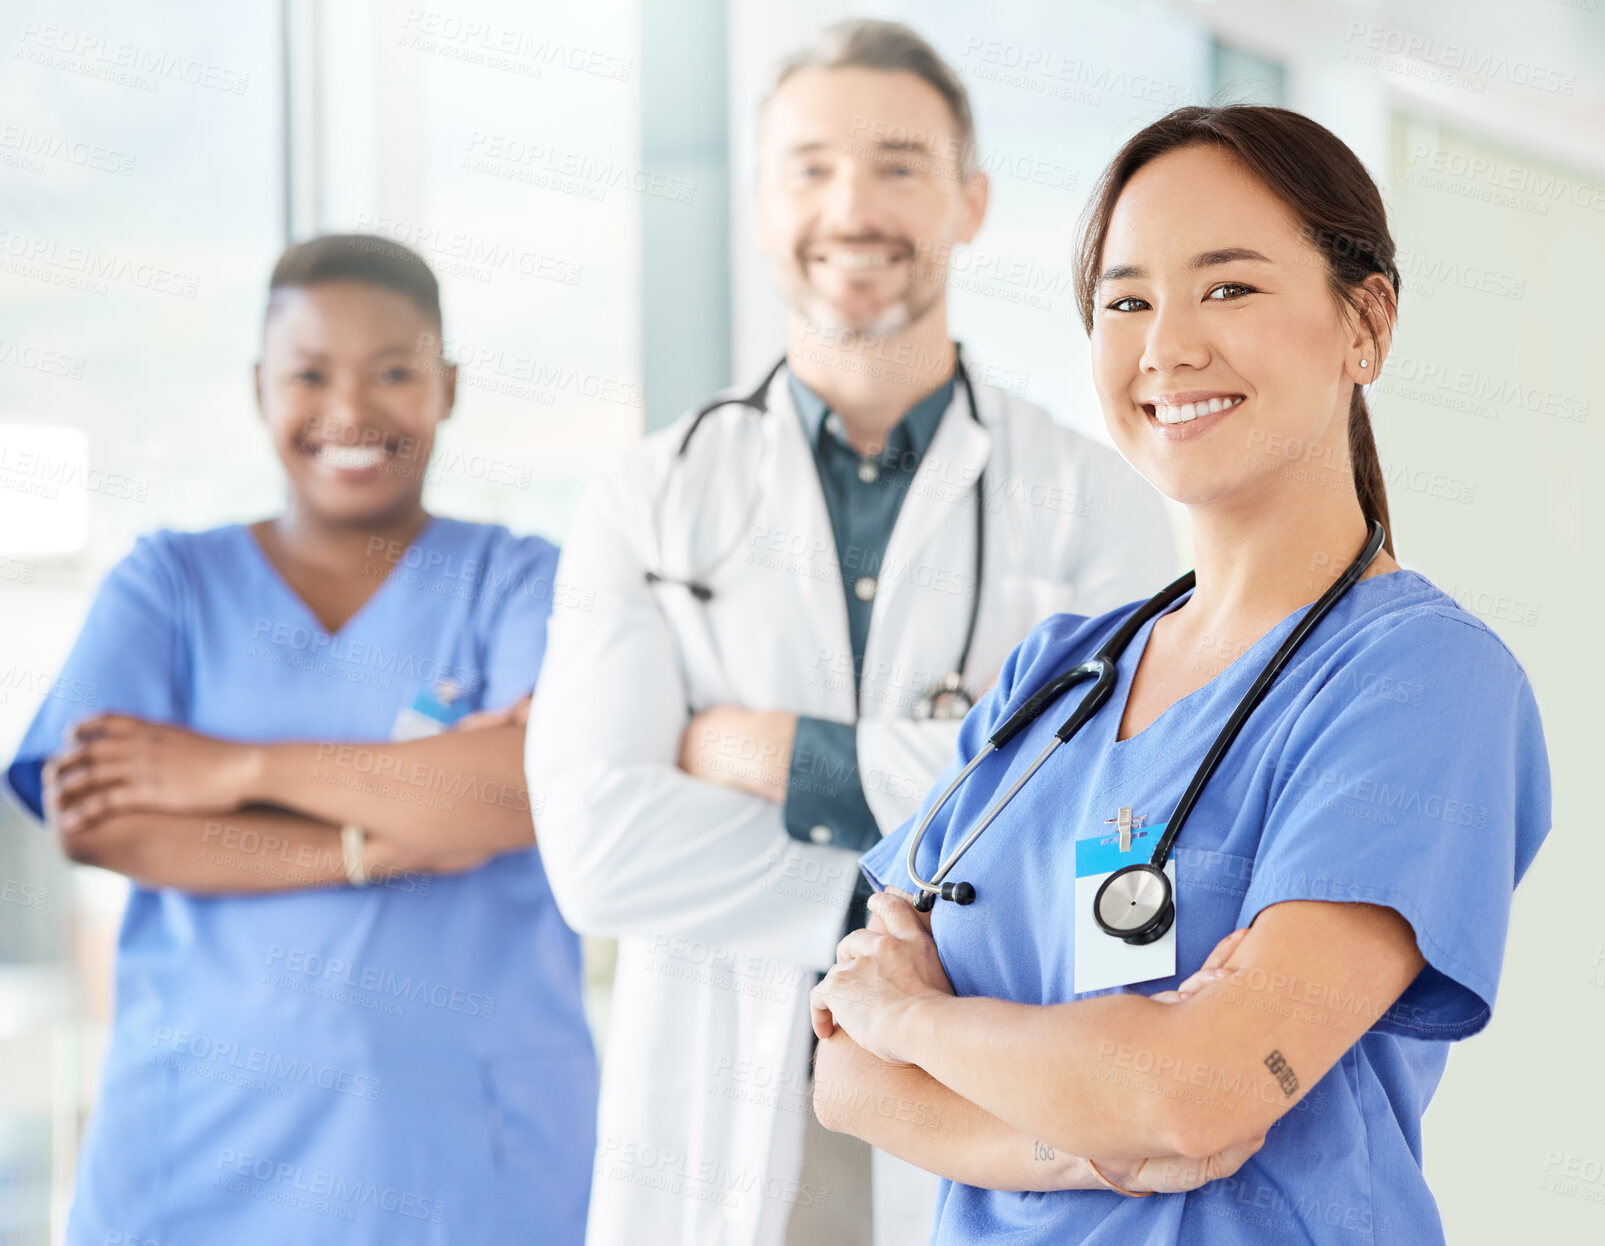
[5,517,596,1246]
[861,569,1550,1245]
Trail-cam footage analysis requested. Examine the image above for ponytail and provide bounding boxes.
[1347,388,1393,557]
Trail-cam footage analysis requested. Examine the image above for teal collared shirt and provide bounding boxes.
[781,366,956,854]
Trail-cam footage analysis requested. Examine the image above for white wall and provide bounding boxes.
[306,0,645,541]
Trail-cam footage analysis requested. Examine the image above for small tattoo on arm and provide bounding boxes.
[1264,1049,1299,1098]
[1033,1140,1056,1161]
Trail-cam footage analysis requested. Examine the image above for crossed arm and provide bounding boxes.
[40,699,536,894]
[811,887,1425,1191]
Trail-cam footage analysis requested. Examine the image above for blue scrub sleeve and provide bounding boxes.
[5,531,190,820]
[472,534,561,711]
[782,717,880,852]
[1239,611,1551,1042]
[857,813,912,894]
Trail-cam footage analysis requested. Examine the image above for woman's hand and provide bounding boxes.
[1150,925,1253,1005]
[1089,1132,1268,1194]
[810,887,953,1064]
[44,714,262,834]
[450,694,532,732]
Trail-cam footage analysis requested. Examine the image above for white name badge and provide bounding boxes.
[1073,823,1177,994]
[390,681,468,742]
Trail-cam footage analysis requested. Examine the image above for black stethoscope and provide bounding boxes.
[643,351,987,721]
[905,520,1388,941]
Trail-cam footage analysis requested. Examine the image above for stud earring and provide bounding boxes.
[1360,359,1369,368]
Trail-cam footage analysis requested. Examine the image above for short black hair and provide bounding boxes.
[266,233,443,329]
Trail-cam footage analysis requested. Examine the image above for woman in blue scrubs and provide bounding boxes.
[808,106,1551,1244]
[5,236,595,1244]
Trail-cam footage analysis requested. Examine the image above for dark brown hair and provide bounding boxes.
[1073,105,1399,555]
[267,233,443,331]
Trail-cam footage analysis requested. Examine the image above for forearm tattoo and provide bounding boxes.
[1264,1049,1299,1097]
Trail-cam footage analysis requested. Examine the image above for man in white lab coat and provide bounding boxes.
[526,19,1176,1246]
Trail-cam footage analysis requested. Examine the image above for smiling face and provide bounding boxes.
[256,281,455,526]
[756,66,986,339]
[1090,144,1380,511]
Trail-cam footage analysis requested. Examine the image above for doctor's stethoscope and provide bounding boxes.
[905,519,1388,941]
[643,350,987,720]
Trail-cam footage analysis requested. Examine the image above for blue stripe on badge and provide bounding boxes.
[1075,824,1168,877]
[409,688,468,727]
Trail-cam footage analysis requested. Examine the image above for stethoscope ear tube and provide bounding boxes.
[1142,518,1388,873]
[905,742,998,909]
[911,569,1200,908]
[912,880,975,913]
[988,661,1104,748]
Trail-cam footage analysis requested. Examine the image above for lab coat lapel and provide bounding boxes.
[691,372,857,722]
[860,388,993,720]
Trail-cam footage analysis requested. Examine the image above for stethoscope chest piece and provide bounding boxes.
[913,672,974,722]
[1092,862,1174,945]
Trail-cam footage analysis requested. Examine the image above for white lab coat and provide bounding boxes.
[526,357,1177,1246]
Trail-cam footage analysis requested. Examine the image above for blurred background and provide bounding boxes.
[1,0,1601,1241]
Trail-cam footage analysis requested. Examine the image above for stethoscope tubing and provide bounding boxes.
[905,520,1387,915]
[649,350,989,713]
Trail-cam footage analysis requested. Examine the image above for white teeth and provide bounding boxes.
[813,249,899,269]
[315,444,386,470]
[1151,396,1242,425]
